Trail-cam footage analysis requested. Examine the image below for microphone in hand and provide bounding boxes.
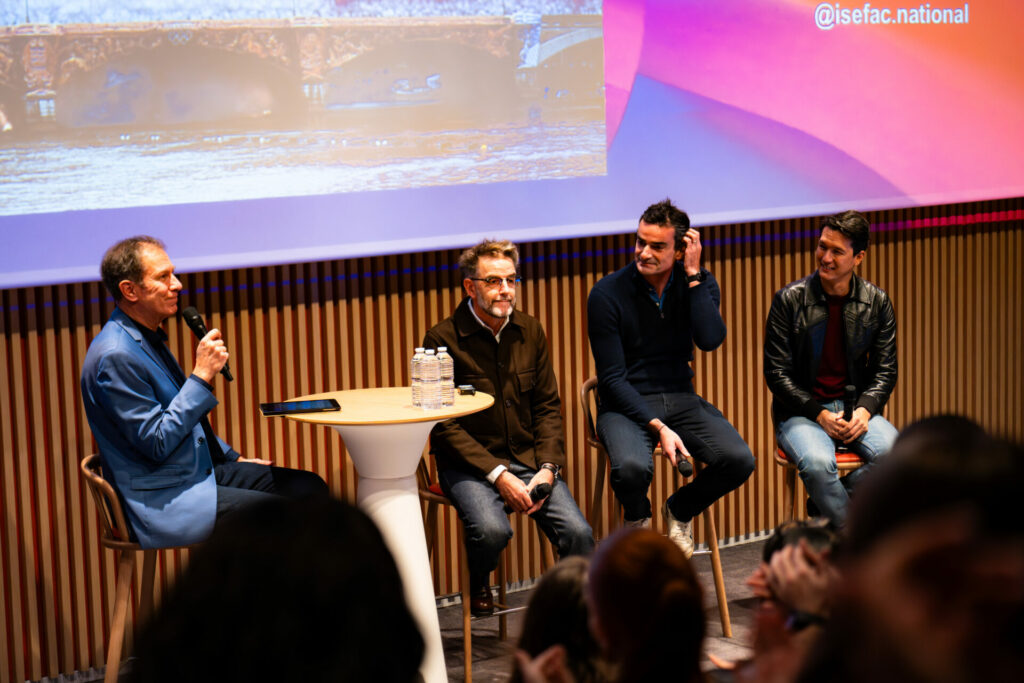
[843,384,856,421]
[530,482,553,504]
[676,456,694,478]
[181,306,233,382]
[505,481,553,514]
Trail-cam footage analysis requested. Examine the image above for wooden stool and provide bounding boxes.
[580,377,732,638]
[773,446,865,521]
[80,454,191,683]
[417,459,555,683]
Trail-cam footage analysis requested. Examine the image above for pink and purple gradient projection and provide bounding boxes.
[604,0,1024,218]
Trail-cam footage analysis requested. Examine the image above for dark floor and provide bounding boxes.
[437,538,765,682]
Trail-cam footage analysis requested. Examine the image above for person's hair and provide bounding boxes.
[513,556,610,683]
[100,236,165,301]
[821,210,869,255]
[129,496,424,683]
[798,415,1024,683]
[639,199,691,251]
[841,414,1022,558]
[762,518,840,563]
[458,239,520,280]
[588,528,705,683]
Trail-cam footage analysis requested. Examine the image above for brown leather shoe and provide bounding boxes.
[469,584,494,617]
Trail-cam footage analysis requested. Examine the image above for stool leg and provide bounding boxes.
[783,467,797,522]
[588,450,607,539]
[540,534,556,571]
[138,549,157,628]
[105,549,137,683]
[424,501,438,564]
[703,508,732,638]
[498,558,508,641]
[457,527,473,683]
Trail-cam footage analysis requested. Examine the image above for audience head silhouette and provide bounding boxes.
[588,528,705,683]
[129,496,424,683]
[513,555,609,683]
[800,414,1024,683]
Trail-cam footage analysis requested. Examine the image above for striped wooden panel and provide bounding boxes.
[1,197,1022,682]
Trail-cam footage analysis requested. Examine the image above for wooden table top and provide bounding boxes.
[278,387,494,426]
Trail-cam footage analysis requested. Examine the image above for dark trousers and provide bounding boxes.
[597,392,754,522]
[214,460,329,522]
[438,460,595,588]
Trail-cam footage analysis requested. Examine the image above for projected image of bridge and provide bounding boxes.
[0,1,604,215]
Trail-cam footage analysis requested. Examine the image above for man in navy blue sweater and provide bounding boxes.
[587,199,754,555]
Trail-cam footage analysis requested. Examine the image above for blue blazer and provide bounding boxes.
[81,308,236,548]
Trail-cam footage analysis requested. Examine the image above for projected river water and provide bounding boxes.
[0,120,604,214]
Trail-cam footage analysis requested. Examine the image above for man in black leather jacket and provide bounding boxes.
[764,210,898,525]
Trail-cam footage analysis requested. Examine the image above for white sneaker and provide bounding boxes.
[623,516,651,530]
[663,500,694,558]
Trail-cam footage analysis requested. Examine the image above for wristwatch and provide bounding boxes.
[540,463,561,478]
[685,269,707,284]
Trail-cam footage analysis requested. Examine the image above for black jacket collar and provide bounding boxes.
[806,271,868,305]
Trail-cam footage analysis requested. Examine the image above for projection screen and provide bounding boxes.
[2,0,1022,288]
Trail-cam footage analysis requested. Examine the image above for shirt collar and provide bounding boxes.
[468,298,511,341]
[632,262,678,309]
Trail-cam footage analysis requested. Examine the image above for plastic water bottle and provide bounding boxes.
[438,346,455,407]
[420,349,442,410]
[410,347,426,407]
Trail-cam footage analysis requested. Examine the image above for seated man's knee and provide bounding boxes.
[472,518,513,555]
[708,443,755,482]
[296,470,329,498]
[564,520,595,555]
[737,454,755,482]
[729,445,756,480]
[796,449,839,475]
[611,457,652,490]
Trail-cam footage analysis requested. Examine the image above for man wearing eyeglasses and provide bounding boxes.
[587,199,754,556]
[424,239,594,616]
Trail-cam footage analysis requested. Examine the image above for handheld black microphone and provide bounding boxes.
[181,306,233,382]
[530,482,553,503]
[504,481,552,514]
[843,384,856,421]
[676,456,694,478]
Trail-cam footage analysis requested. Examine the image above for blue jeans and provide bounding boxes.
[776,400,898,526]
[596,392,755,523]
[439,460,595,586]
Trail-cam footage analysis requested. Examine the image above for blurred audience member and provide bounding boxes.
[737,415,1024,683]
[518,527,706,683]
[747,519,840,629]
[129,496,424,683]
[735,520,841,682]
[798,415,1024,683]
[511,556,610,683]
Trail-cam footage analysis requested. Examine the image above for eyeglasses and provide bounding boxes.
[470,276,521,288]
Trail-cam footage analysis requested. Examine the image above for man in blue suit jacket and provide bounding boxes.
[81,236,327,548]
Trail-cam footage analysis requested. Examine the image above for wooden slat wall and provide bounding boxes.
[2,198,1022,682]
